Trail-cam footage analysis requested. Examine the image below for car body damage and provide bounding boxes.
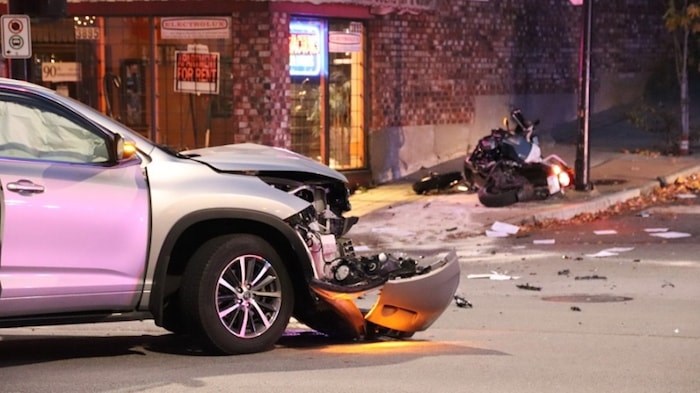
[185,144,461,339]
[0,77,459,354]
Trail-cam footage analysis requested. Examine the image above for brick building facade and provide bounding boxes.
[0,0,670,185]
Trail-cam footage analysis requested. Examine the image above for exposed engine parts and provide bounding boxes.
[329,252,431,287]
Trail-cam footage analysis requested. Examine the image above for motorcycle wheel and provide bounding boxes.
[412,171,463,195]
[477,184,519,207]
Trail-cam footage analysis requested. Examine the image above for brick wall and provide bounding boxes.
[230,10,290,147]
[367,0,668,131]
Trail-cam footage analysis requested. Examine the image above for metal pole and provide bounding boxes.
[149,17,159,143]
[575,0,593,191]
[7,0,28,81]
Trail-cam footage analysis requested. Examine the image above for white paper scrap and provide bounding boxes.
[533,239,556,245]
[602,247,634,253]
[650,231,691,239]
[352,245,371,252]
[676,193,697,199]
[486,230,510,238]
[585,250,619,258]
[490,221,520,235]
[467,271,520,281]
[594,230,618,235]
[644,228,669,233]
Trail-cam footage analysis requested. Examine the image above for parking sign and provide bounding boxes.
[1,14,32,59]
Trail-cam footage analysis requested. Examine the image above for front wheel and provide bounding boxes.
[181,234,294,355]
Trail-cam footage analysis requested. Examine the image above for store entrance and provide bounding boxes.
[289,18,366,171]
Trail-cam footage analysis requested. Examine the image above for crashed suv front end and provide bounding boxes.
[184,144,461,340]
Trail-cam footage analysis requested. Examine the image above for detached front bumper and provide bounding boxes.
[309,249,460,338]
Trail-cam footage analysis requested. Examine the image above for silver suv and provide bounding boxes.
[0,78,460,354]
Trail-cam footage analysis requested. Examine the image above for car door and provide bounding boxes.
[0,91,150,317]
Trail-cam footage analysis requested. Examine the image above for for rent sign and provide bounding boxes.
[174,45,220,94]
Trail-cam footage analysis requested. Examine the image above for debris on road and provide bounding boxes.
[662,281,675,288]
[594,229,618,235]
[557,269,571,276]
[570,306,582,312]
[585,247,634,258]
[486,221,520,238]
[533,239,555,245]
[585,250,620,258]
[454,295,473,308]
[575,275,607,280]
[467,271,520,280]
[516,283,542,291]
[644,227,669,233]
[650,231,691,239]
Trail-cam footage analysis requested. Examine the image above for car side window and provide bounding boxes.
[0,99,109,164]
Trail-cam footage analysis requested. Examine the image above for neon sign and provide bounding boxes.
[290,20,325,76]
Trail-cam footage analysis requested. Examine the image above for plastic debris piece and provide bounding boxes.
[603,247,634,253]
[467,271,520,280]
[644,228,668,233]
[650,231,691,239]
[593,229,618,235]
[491,221,520,235]
[585,250,619,258]
[638,211,651,218]
[571,306,582,312]
[533,239,555,245]
[352,245,371,253]
[516,283,541,291]
[486,230,510,238]
[454,295,473,308]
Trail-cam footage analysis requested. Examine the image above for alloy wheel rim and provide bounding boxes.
[215,254,282,338]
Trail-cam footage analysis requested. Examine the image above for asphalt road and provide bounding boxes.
[1,196,698,393]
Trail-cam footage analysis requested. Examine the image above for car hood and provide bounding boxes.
[182,143,347,182]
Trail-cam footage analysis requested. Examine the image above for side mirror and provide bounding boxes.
[115,135,138,161]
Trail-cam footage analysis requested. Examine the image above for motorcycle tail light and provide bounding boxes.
[551,165,562,175]
[558,171,571,188]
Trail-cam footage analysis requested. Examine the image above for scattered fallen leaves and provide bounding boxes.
[520,173,700,233]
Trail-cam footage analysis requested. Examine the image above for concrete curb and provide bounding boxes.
[510,164,700,225]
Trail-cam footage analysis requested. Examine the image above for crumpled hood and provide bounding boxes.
[182,143,347,182]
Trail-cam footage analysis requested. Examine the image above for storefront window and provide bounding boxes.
[289,17,366,170]
[101,17,234,149]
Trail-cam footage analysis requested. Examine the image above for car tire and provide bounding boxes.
[180,234,294,355]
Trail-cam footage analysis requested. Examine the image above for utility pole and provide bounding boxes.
[574,0,593,191]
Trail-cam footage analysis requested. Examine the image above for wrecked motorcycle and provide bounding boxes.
[464,109,574,207]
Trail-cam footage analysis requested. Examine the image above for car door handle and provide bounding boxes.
[6,179,45,194]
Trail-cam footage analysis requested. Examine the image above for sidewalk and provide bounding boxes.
[347,117,700,247]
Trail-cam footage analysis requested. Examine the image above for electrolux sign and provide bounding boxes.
[289,20,325,77]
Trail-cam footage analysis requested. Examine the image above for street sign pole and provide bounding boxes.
[6,0,30,80]
[575,0,593,191]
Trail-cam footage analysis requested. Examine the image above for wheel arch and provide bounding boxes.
[148,209,314,326]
